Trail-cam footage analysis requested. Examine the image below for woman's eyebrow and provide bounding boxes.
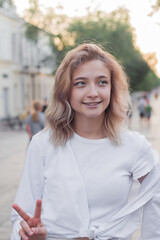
[73,75,110,81]
[97,75,109,79]
[73,77,87,81]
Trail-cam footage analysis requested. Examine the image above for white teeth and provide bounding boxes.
[85,102,100,105]
[88,103,98,105]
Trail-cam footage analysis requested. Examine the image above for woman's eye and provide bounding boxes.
[99,80,108,85]
[74,81,85,86]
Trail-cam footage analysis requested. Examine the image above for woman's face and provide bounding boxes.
[70,59,111,122]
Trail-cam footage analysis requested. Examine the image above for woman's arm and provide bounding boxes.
[10,135,45,240]
[138,173,148,183]
[138,165,160,239]
[131,134,160,239]
[140,184,160,238]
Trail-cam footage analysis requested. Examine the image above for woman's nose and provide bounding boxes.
[87,85,98,98]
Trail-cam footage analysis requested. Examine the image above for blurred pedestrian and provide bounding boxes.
[42,97,48,113]
[145,100,152,128]
[11,43,160,240]
[154,91,158,99]
[25,100,45,140]
[138,96,146,127]
[126,107,133,129]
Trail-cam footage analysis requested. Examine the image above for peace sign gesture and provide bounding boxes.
[12,199,47,240]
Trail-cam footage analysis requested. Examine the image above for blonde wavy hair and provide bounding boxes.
[45,43,131,145]
[31,100,42,122]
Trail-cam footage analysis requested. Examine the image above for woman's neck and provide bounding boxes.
[73,115,106,139]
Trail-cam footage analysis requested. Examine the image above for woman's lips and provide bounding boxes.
[82,101,102,106]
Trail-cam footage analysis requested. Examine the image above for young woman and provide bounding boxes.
[11,43,160,240]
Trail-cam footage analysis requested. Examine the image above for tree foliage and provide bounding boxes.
[53,8,160,91]
[23,2,160,91]
[25,23,39,43]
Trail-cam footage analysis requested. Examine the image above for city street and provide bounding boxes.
[0,95,160,240]
[0,128,28,240]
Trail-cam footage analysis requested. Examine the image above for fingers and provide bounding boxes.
[12,204,30,222]
[32,226,47,237]
[19,225,47,240]
[34,199,42,219]
[20,220,33,238]
[19,228,29,240]
[12,199,42,221]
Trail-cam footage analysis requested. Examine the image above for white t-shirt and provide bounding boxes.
[70,131,158,227]
[11,129,159,240]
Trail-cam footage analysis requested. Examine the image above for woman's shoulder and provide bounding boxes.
[31,128,52,146]
[120,129,147,147]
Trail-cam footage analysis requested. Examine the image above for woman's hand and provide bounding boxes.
[12,199,47,240]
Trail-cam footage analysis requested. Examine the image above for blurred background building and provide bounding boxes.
[0,2,55,120]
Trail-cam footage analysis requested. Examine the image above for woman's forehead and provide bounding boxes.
[72,59,111,78]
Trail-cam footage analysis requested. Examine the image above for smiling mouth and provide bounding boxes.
[82,101,102,106]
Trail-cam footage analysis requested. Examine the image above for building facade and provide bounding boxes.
[0,5,55,119]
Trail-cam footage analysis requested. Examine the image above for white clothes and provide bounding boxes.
[70,132,152,227]
[10,129,160,240]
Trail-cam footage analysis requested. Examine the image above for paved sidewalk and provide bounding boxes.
[0,96,160,240]
[0,129,28,240]
[128,96,160,153]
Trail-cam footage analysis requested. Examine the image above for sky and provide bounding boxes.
[14,0,160,76]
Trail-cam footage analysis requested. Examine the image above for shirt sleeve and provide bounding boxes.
[138,164,160,239]
[141,186,160,239]
[131,135,159,180]
[10,135,45,239]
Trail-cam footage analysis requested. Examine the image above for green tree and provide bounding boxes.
[22,3,160,91]
[23,0,71,72]
[60,8,159,91]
